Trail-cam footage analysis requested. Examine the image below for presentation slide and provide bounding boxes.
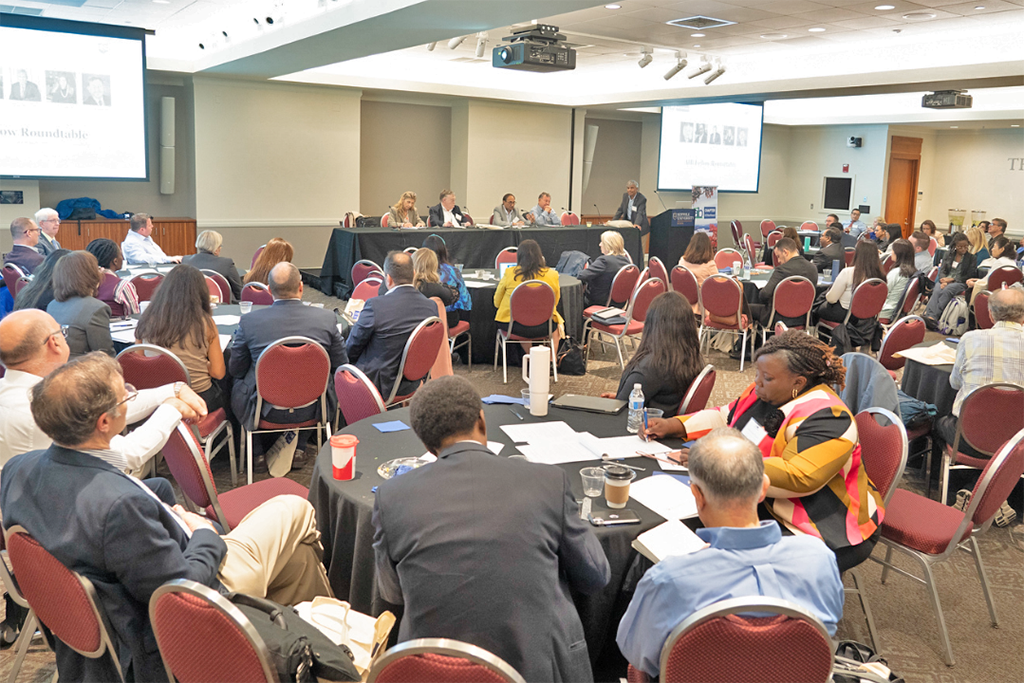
[0,18,147,180]
[658,103,763,193]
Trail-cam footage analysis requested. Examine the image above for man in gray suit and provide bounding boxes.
[613,180,649,233]
[491,193,532,227]
[372,376,611,682]
[34,208,62,257]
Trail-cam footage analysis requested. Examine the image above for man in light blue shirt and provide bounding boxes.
[531,192,561,227]
[120,213,181,265]
[843,208,867,238]
[616,428,843,679]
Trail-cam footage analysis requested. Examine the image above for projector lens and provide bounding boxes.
[500,47,512,63]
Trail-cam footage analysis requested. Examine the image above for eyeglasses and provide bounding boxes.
[44,325,68,344]
[112,384,138,410]
[24,228,40,234]
[42,218,60,224]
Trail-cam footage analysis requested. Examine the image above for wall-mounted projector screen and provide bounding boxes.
[658,102,763,193]
[0,14,148,181]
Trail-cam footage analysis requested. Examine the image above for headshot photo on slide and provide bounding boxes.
[47,70,77,104]
[83,73,111,106]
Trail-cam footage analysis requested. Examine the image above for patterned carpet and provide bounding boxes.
[3,287,1022,683]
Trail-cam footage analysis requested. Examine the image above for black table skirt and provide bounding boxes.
[307,403,687,678]
[900,340,957,417]
[319,225,641,299]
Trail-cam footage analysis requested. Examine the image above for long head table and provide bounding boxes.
[318,224,642,300]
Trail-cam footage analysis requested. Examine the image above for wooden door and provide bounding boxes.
[886,136,922,239]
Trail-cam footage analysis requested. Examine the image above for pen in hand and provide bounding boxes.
[509,407,525,421]
[642,408,649,442]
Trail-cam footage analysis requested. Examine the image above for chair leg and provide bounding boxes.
[967,536,999,627]
[502,338,508,384]
[739,329,748,372]
[550,340,558,382]
[7,611,36,683]
[880,545,893,584]
[848,568,880,652]
[245,429,254,485]
[924,439,935,499]
[920,560,955,666]
[614,338,625,369]
[939,451,951,506]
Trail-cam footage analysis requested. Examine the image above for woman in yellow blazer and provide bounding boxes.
[493,239,563,341]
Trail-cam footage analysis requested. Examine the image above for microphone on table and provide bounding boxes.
[593,204,602,224]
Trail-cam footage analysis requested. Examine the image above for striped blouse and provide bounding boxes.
[676,383,884,551]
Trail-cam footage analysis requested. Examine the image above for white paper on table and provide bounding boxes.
[212,314,241,325]
[894,342,957,366]
[138,300,151,312]
[629,474,699,520]
[463,280,494,288]
[517,438,600,465]
[218,334,232,351]
[581,434,673,460]
[632,519,708,563]
[657,457,688,473]
[111,329,138,344]
[487,441,505,455]
[500,421,577,443]
[752,279,769,289]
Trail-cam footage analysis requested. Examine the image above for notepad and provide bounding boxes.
[629,474,699,520]
[212,314,241,325]
[373,420,410,433]
[631,520,708,563]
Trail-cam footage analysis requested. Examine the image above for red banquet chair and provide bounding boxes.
[648,256,669,290]
[880,277,921,332]
[871,427,1024,666]
[204,276,223,303]
[334,363,387,426]
[367,638,527,683]
[403,246,417,254]
[13,275,31,298]
[495,281,559,383]
[352,277,384,301]
[987,266,1023,291]
[2,262,27,295]
[128,272,164,302]
[928,236,938,256]
[241,282,274,305]
[4,526,125,682]
[765,230,783,249]
[351,259,384,288]
[670,266,701,317]
[200,269,232,302]
[250,244,266,269]
[699,275,752,371]
[585,278,666,370]
[495,247,518,269]
[759,219,777,239]
[815,277,887,342]
[385,316,446,406]
[742,234,761,267]
[973,290,994,330]
[380,214,390,228]
[730,220,742,247]
[626,596,833,683]
[151,580,280,683]
[0,530,39,683]
[449,318,472,371]
[760,275,815,344]
[244,336,332,484]
[560,211,581,226]
[877,315,926,374]
[677,364,716,415]
[800,221,819,232]
[713,248,744,271]
[844,247,856,267]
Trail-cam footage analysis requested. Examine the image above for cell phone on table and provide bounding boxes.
[588,510,641,526]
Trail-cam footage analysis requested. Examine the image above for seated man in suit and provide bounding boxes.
[3,217,44,275]
[612,180,649,233]
[373,376,611,682]
[34,208,62,257]
[747,237,819,327]
[0,352,333,683]
[182,230,244,302]
[229,262,346,468]
[346,251,438,401]
[531,191,561,227]
[811,228,846,273]
[617,428,843,679]
[428,189,468,228]
[491,193,531,227]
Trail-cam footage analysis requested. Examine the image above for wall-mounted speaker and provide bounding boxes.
[160,97,175,195]
[160,147,175,195]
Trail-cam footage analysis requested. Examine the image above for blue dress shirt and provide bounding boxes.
[532,204,561,227]
[844,220,867,238]
[616,521,843,677]
[121,229,173,264]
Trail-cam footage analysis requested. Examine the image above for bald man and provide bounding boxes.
[0,310,207,476]
[4,217,44,275]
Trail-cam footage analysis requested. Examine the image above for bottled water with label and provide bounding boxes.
[627,383,645,434]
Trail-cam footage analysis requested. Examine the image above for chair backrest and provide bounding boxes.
[489,214,495,225]
[928,236,938,256]
[629,278,667,324]
[987,266,1024,291]
[335,364,387,425]
[2,262,27,292]
[560,211,580,226]
[678,364,716,415]
[648,257,669,291]
[854,408,908,506]
[765,230,782,248]
[204,275,223,303]
[13,275,31,297]
[200,270,231,302]
[151,579,279,683]
[730,220,742,245]
[403,246,417,254]
[381,213,390,228]
[128,272,164,302]
[927,266,939,282]
[713,249,744,270]
[352,259,384,287]
[898,276,921,316]
[495,247,518,268]
[388,316,445,404]
[956,383,1024,457]
[800,221,819,232]
[963,427,1024,534]
[241,282,274,305]
[700,275,743,323]
[508,280,556,329]
[462,212,475,226]
[877,315,925,371]
[116,343,190,389]
[352,277,384,301]
[974,290,994,329]
[848,278,888,321]
[161,424,226,526]
[660,596,833,683]
[254,336,331,426]
[367,638,526,683]
[250,244,266,269]
[608,264,641,307]
[844,247,856,267]
[759,219,776,238]
[742,234,758,265]
[670,266,700,310]
[770,276,815,327]
[881,253,896,274]
[4,526,124,681]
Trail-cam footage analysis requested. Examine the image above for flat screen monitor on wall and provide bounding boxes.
[0,14,148,181]
[822,176,853,211]
[658,102,764,193]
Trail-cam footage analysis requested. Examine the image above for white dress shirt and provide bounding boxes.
[0,370,182,476]
[121,229,173,264]
[442,208,461,227]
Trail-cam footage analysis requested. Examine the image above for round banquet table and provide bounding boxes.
[307,403,688,678]
[900,339,958,417]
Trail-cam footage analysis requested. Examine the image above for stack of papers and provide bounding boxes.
[895,342,957,366]
[499,422,674,466]
[628,474,698,520]
[631,520,708,563]
[109,319,138,345]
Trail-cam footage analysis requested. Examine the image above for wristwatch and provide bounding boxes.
[173,381,185,398]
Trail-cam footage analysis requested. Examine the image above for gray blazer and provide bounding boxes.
[36,235,62,258]
[491,205,528,227]
[372,441,611,682]
[181,251,243,302]
[46,296,114,358]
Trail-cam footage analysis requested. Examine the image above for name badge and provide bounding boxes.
[740,418,768,446]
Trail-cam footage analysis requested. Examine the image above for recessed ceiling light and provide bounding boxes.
[153,0,170,3]
[605,4,621,8]
[874,4,895,9]
[1011,124,1020,127]
[760,33,788,39]
[903,11,937,20]
[808,27,826,32]
[693,44,701,47]
[950,125,959,129]
[691,33,705,37]
[974,5,986,9]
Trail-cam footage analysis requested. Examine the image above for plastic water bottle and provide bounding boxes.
[627,383,645,434]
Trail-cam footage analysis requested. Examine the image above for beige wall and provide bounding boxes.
[582,117,642,214]
[360,100,451,216]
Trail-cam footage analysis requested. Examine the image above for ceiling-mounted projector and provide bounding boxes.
[493,24,576,72]
[922,90,973,109]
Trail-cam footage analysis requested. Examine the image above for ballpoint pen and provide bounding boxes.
[642,408,649,442]
[509,407,525,421]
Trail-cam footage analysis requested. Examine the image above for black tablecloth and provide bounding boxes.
[900,340,957,417]
[319,225,641,299]
[307,403,687,678]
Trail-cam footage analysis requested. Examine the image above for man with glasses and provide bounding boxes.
[3,217,43,275]
[0,310,205,476]
[34,208,62,257]
[0,351,333,682]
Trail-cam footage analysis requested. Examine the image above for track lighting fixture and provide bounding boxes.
[688,59,712,79]
[448,35,467,49]
[663,51,687,80]
[426,42,437,51]
[475,32,488,58]
[637,48,652,68]
[704,63,726,84]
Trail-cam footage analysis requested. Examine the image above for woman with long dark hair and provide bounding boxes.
[422,234,471,322]
[13,248,71,311]
[880,239,916,319]
[967,235,1016,304]
[136,264,226,412]
[599,293,704,416]
[923,231,978,328]
[816,240,884,324]
[493,239,563,339]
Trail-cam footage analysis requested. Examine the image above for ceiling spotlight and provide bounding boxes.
[605,4,621,8]
[475,32,488,58]
[426,42,436,51]
[447,36,467,50]
[808,27,826,32]
[638,48,653,68]
[663,51,688,81]
[688,59,712,79]
[874,4,895,9]
[691,33,705,37]
[704,63,725,84]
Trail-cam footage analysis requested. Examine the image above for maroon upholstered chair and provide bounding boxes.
[928,237,938,256]
[585,278,666,370]
[730,220,742,246]
[387,316,445,405]
[742,234,760,267]
[250,244,266,269]
[800,221,819,232]
[241,282,274,305]
[335,363,387,426]
[877,316,925,374]
[761,275,815,343]
[560,211,581,226]
[4,526,125,682]
[844,247,855,267]
[583,263,640,314]
[351,259,384,288]
[628,596,833,683]
[648,256,669,289]
[815,277,887,340]
[765,230,782,249]
[871,427,1024,666]
[380,214,391,228]
[495,281,559,383]
[670,266,701,315]
[448,319,472,371]
[204,276,223,303]
[881,253,896,274]
[973,290,994,330]
[1,262,27,294]
[986,266,1023,292]
[200,269,232,302]
[162,423,306,531]
[0,531,40,683]
[494,247,518,269]
[759,219,777,239]
[713,248,744,271]
[150,579,280,683]
[128,272,164,302]
[245,336,332,484]
[699,275,752,371]
[677,364,716,416]
[352,277,384,301]
[367,638,526,683]
[13,275,31,298]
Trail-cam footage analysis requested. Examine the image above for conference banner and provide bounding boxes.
[692,186,718,251]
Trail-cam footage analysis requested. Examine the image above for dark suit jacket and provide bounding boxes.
[759,254,819,305]
[182,251,244,302]
[812,241,846,273]
[229,299,347,426]
[36,235,61,258]
[613,192,649,231]
[46,296,114,358]
[345,285,438,399]
[428,203,467,228]
[10,81,40,101]
[577,253,631,307]
[0,446,227,683]
[372,441,611,682]
[3,245,44,275]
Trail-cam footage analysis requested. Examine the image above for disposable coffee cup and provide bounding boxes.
[331,434,359,480]
[604,464,635,509]
[239,301,253,314]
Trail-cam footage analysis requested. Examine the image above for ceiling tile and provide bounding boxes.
[790,7,875,21]
[829,15,906,27]
[940,0,1022,14]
